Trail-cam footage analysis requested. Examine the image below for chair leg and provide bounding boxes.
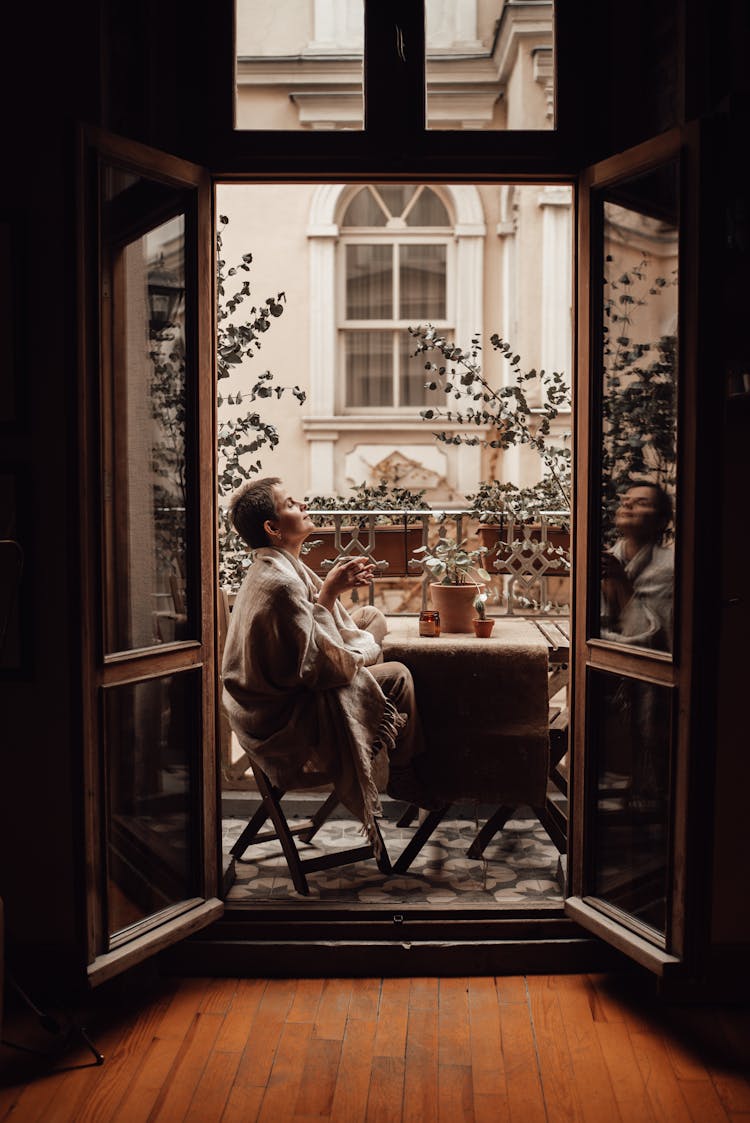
[253,769,310,895]
[372,818,392,875]
[392,806,451,874]
[467,806,515,859]
[396,803,420,828]
[297,791,340,844]
[229,799,273,858]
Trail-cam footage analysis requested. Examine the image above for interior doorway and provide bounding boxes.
[215,179,573,909]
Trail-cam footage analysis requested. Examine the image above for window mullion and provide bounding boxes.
[392,243,400,407]
[364,0,425,138]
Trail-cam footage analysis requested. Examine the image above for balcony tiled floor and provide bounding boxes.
[222,803,563,905]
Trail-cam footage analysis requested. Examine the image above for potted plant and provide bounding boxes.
[410,325,573,609]
[302,479,431,577]
[413,538,492,633]
[472,591,495,638]
[466,479,570,555]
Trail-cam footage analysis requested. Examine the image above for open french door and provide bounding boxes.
[566,126,704,975]
[78,127,221,984]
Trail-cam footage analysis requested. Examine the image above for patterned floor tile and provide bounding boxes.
[224,809,563,905]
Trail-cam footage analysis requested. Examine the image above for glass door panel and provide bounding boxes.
[425,1,556,131]
[101,172,195,654]
[80,127,220,981]
[104,669,202,943]
[596,164,679,656]
[568,131,695,973]
[233,0,365,131]
[587,667,673,940]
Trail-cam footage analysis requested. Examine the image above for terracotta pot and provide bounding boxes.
[473,618,495,638]
[429,582,481,634]
[302,525,424,577]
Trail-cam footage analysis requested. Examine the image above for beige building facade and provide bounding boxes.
[220,1,572,507]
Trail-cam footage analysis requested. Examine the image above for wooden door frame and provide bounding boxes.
[77,125,222,984]
[567,125,705,975]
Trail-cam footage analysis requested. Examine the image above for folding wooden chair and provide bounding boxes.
[390,802,453,875]
[230,763,392,895]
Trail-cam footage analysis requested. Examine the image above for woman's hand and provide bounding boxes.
[317,556,376,611]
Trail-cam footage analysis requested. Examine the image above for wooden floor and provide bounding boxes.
[2,973,749,1122]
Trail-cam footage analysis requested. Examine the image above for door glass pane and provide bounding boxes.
[597,164,679,655]
[399,244,446,319]
[426,0,555,131]
[344,330,392,407]
[346,245,392,318]
[104,670,201,941]
[588,669,672,938]
[234,0,364,130]
[101,169,193,654]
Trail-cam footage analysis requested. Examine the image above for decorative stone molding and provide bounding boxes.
[532,46,554,122]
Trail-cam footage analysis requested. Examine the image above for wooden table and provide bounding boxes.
[382,616,553,807]
[381,615,570,870]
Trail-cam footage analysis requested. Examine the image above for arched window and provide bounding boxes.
[339,184,452,411]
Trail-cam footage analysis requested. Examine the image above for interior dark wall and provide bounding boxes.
[0,1,101,985]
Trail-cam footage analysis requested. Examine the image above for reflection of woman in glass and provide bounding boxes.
[601,482,674,653]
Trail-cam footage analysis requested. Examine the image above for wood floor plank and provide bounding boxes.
[287,978,325,1024]
[5,973,749,1123]
[438,978,471,1068]
[498,993,548,1123]
[467,977,508,1107]
[69,986,179,1123]
[220,1081,265,1123]
[403,1007,439,1123]
[630,1030,694,1122]
[111,1036,187,1123]
[330,1018,377,1123]
[151,978,214,1042]
[587,974,628,1024]
[149,1011,225,1123]
[373,978,409,1059]
[495,976,529,1006]
[231,979,296,1090]
[314,980,354,1041]
[294,1035,342,1117]
[184,1048,244,1123]
[678,1077,731,1122]
[200,978,239,1016]
[408,977,439,1012]
[257,1021,314,1123]
[365,1055,405,1123]
[526,975,584,1123]
[473,1093,511,1123]
[349,978,382,1022]
[662,1018,714,1083]
[437,1064,475,1123]
[213,979,267,1054]
[594,1020,655,1123]
[710,1069,750,1116]
[0,1000,141,1123]
[553,974,622,1123]
[108,979,215,1123]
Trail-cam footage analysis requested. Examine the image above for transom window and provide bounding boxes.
[340,185,452,410]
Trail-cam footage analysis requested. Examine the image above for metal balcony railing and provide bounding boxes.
[305,508,570,615]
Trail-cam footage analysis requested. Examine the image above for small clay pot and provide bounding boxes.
[473,618,495,638]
